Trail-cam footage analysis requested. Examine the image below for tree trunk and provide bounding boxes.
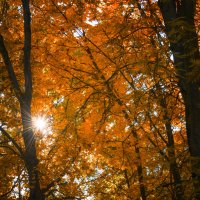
[162,99,184,200]
[21,103,44,200]
[152,82,184,199]
[185,82,200,199]
[158,0,200,198]
[21,0,44,199]
[21,0,44,198]
[131,130,146,200]
[0,0,44,198]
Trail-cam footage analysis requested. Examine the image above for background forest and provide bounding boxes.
[0,0,200,199]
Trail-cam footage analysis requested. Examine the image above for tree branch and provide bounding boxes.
[42,177,62,194]
[0,177,18,198]
[0,35,23,102]
[0,125,25,159]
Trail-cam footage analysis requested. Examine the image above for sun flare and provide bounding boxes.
[33,116,47,131]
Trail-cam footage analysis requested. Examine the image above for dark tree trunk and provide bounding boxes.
[152,82,184,199]
[132,130,146,200]
[21,103,44,200]
[158,0,200,198]
[0,0,44,199]
[185,82,200,199]
[21,0,44,199]
[161,97,184,200]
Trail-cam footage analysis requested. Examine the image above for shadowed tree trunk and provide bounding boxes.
[158,0,200,198]
[149,81,184,199]
[159,84,184,200]
[21,0,43,198]
[0,0,43,199]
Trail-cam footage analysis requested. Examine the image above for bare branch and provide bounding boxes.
[42,177,62,194]
[0,177,18,198]
[0,35,23,102]
[0,125,25,159]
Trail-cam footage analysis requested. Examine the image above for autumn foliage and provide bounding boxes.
[0,0,200,199]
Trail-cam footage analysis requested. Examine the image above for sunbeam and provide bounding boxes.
[33,116,47,132]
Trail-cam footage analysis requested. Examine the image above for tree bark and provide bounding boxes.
[21,103,43,200]
[0,0,44,199]
[150,82,184,199]
[160,91,184,200]
[158,0,200,198]
[21,0,43,199]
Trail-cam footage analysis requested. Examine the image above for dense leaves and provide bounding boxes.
[0,0,199,199]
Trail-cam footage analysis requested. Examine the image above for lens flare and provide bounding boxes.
[33,116,47,131]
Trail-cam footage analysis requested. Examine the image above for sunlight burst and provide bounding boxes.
[33,116,47,132]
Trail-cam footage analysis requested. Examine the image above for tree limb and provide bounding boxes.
[0,125,25,159]
[0,35,23,102]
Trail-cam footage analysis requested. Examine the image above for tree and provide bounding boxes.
[0,0,43,199]
[0,0,199,199]
[158,0,200,198]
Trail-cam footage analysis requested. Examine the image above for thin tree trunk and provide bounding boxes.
[149,84,184,199]
[158,0,200,198]
[21,0,43,199]
[160,92,184,200]
[18,166,22,200]
[21,104,43,200]
[0,0,44,199]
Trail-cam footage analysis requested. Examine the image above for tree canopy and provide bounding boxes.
[0,0,199,199]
